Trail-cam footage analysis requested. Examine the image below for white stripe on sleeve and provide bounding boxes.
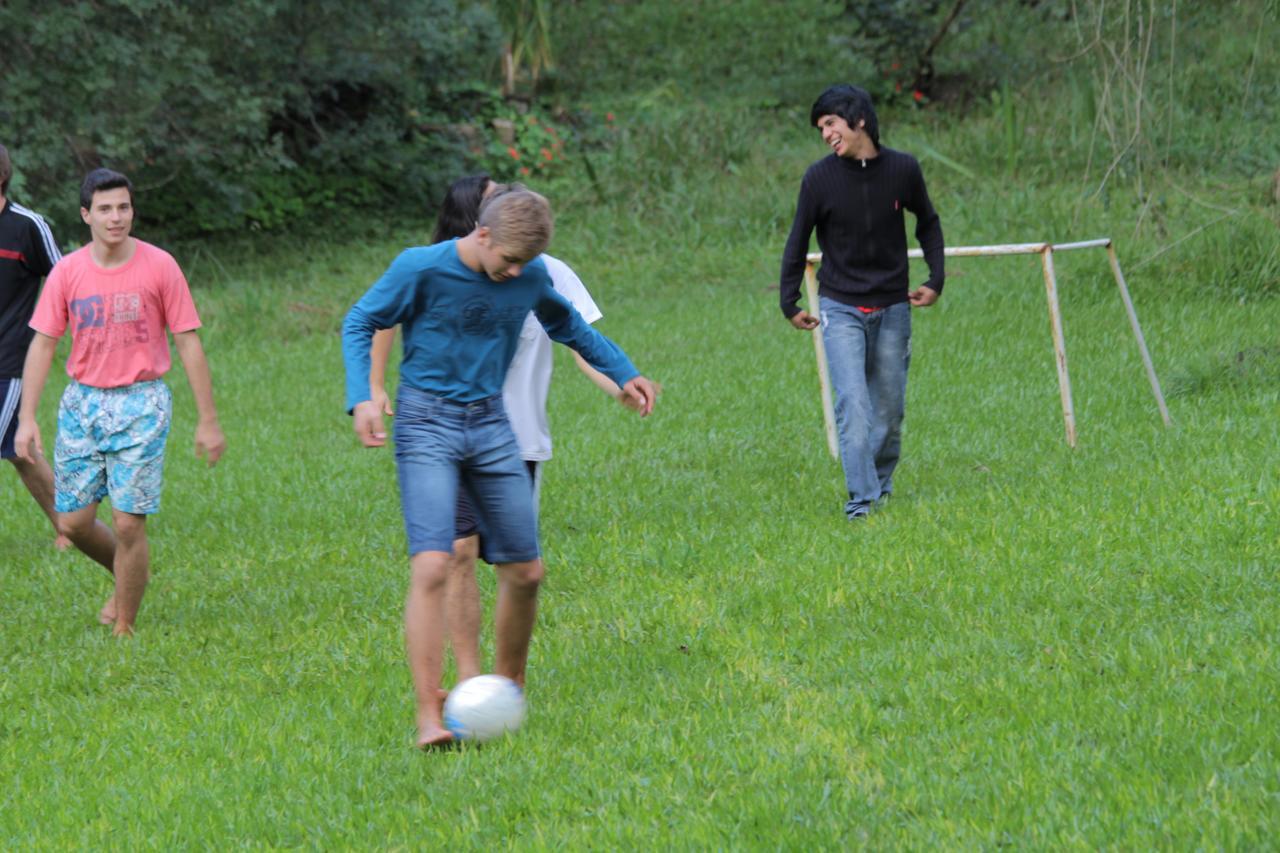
[10,203,62,266]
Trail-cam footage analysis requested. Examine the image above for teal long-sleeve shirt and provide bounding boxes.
[342,240,638,412]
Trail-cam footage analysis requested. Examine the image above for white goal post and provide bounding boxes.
[803,238,1171,454]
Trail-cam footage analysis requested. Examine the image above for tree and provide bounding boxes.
[0,0,499,235]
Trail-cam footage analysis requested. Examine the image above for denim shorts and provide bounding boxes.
[54,379,172,514]
[394,386,539,563]
[454,459,541,540]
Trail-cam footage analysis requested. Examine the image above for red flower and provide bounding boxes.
[605,112,615,122]
[912,90,924,102]
[507,146,521,160]
[540,147,553,161]
[891,61,901,71]
[894,82,902,92]
[519,166,531,176]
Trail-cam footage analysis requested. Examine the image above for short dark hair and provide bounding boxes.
[431,173,491,243]
[80,168,133,210]
[0,144,12,196]
[810,84,880,148]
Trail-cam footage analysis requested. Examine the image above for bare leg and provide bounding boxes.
[107,509,149,637]
[492,558,545,688]
[405,550,454,747]
[8,455,68,548]
[56,504,121,624]
[447,534,484,682]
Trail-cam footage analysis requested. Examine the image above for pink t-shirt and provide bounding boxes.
[30,240,201,388]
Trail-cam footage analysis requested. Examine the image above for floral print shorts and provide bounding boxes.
[55,379,172,515]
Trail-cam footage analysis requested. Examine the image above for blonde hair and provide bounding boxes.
[476,185,553,259]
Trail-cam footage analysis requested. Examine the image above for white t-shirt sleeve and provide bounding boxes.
[542,255,602,325]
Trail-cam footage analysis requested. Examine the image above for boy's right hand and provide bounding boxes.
[353,400,387,447]
[789,310,820,330]
[13,419,43,463]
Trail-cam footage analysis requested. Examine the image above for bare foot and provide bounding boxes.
[111,622,134,638]
[415,726,455,749]
[99,595,117,625]
[414,688,453,749]
[54,534,71,551]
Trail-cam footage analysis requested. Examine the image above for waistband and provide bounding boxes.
[69,378,168,394]
[397,385,506,417]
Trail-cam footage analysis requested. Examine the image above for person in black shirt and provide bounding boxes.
[779,85,945,519]
[0,143,64,543]
[0,144,116,579]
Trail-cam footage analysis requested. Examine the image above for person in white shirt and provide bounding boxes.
[369,174,640,698]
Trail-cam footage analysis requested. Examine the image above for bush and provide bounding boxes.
[0,0,499,238]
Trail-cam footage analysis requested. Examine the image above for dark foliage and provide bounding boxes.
[0,0,500,237]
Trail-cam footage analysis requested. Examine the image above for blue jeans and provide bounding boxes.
[820,297,911,517]
[393,386,538,563]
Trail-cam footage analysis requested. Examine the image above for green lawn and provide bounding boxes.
[3,128,1277,847]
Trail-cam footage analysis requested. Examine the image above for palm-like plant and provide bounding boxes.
[494,0,553,96]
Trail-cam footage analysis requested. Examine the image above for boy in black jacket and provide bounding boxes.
[779,84,945,519]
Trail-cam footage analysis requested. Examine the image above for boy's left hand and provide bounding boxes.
[195,420,226,467]
[908,285,940,307]
[622,377,659,417]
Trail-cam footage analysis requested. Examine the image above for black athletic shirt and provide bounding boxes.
[0,199,61,378]
[779,147,944,317]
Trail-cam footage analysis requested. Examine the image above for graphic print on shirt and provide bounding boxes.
[71,296,106,330]
[71,291,149,357]
[460,296,529,337]
[461,296,495,335]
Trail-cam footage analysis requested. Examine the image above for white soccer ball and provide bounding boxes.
[443,674,526,742]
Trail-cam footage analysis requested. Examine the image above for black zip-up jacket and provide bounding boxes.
[779,147,944,317]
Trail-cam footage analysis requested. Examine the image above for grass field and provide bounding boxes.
[3,111,1278,847]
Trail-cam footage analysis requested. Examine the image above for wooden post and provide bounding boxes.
[803,262,840,459]
[1039,246,1077,447]
[1107,243,1172,426]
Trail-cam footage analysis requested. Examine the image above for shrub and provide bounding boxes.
[0,0,498,237]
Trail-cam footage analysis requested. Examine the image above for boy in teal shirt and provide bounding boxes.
[342,187,656,747]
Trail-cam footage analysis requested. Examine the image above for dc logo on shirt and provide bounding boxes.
[112,292,141,322]
[461,296,495,335]
[70,295,106,331]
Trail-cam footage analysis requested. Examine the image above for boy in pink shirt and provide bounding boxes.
[14,169,225,637]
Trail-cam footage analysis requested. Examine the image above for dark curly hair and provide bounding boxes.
[809,84,880,149]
